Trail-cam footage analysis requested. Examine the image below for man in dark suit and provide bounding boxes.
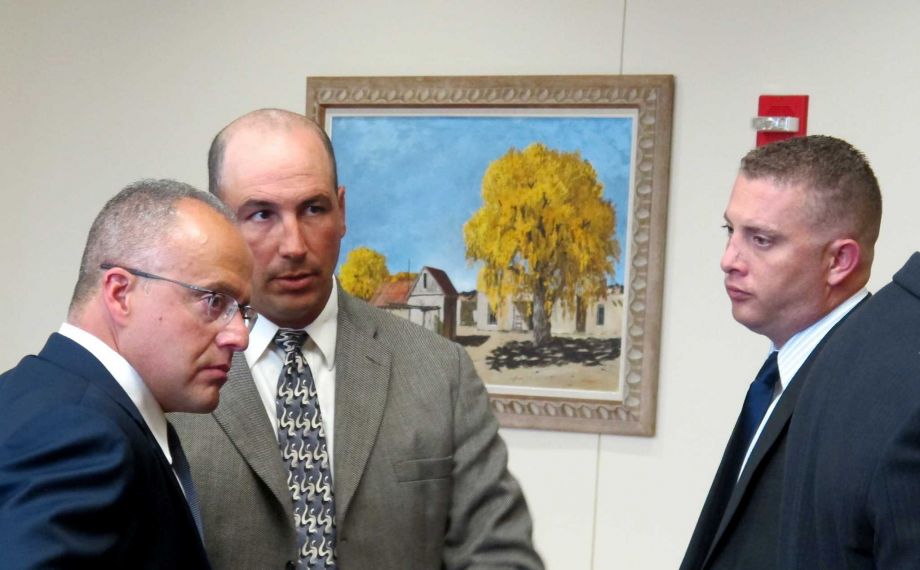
[0,179,254,568]
[780,252,920,568]
[173,109,542,569]
[680,135,882,570]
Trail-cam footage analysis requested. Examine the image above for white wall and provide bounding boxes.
[2,1,919,568]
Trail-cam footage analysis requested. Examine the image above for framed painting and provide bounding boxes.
[307,75,673,435]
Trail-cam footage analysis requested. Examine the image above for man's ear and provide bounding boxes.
[100,268,135,325]
[337,185,347,238]
[827,238,861,287]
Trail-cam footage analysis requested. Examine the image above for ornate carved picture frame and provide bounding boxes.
[307,75,673,435]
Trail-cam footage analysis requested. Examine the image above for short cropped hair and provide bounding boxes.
[207,108,338,196]
[69,179,234,311]
[740,135,882,247]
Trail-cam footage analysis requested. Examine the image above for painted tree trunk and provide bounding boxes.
[532,280,552,346]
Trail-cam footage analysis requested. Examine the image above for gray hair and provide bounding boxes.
[207,108,338,196]
[69,178,235,311]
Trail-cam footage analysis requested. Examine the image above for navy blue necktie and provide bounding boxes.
[738,351,780,455]
[167,422,203,538]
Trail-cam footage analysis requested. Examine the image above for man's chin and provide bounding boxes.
[257,301,315,327]
[187,392,222,414]
[257,289,329,327]
[731,308,760,331]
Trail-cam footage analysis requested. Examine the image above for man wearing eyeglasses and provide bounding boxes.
[172,109,542,570]
[0,179,254,568]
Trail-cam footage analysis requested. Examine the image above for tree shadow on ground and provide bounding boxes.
[456,335,490,348]
[485,337,621,371]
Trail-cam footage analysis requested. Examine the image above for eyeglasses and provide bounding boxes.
[100,263,257,330]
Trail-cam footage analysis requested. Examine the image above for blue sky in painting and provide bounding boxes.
[333,114,634,292]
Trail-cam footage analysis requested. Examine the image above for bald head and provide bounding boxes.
[208,109,338,197]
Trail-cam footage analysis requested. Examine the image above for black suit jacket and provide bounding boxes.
[681,300,863,570]
[781,253,920,569]
[0,333,209,569]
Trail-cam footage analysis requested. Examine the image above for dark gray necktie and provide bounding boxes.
[274,328,337,569]
[167,422,203,538]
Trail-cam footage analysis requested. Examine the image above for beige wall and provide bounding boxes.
[2,1,919,568]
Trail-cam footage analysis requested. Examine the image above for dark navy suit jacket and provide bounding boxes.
[781,253,920,569]
[681,298,864,570]
[0,333,209,568]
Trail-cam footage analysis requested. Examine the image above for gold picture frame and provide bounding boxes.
[307,75,673,435]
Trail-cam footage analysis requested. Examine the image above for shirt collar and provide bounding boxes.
[245,278,339,371]
[58,322,171,462]
[771,288,869,389]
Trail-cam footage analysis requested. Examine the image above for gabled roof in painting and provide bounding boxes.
[418,266,458,297]
[369,278,413,308]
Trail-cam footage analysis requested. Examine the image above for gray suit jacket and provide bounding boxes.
[172,289,541,569]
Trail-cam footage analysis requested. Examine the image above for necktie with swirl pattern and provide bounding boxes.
[274,328,337,569]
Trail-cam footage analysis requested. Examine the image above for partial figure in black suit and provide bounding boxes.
[680,136,883,570]
[0,179,254,568]
[781,252,920,569]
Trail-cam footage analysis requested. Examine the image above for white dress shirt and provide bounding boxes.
[58,322,172,464]
[246,279,339,475]
[738,288,869,477]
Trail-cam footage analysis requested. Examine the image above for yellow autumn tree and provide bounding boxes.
[339,246,390,300]
[464,143,619,346]
[389,271,418,283]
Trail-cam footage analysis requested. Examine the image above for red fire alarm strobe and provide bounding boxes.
[753,95,809,147]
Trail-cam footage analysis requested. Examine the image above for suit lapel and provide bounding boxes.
[212,351,293,517]
[40,334,202,541]
[702,370,806,565]
[333,291,391,527]
[40,334,147,429]
[701,296,868,567]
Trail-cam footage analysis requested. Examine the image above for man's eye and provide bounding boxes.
[721,224,733,235]
[249,210,272,221]
[752,235,771,247]
[203,294,228,316]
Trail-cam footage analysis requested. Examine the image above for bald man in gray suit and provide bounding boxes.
[173,109,541,569]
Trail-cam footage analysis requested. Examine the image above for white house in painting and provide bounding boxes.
[474,285,624,338]
[369,266,459,339]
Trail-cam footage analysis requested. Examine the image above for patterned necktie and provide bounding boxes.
[274,328,337,569]
[167,422,204,538]
[738,351,780,458]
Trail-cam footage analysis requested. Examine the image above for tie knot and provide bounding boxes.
[754,351,780,390]
[274,328,309,357]
[166,422,182,456]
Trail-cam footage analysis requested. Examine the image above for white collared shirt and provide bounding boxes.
[58,322,172,464]
[246,279,339,475]
[738,288,869,477]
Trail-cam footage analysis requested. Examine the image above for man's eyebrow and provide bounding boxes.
[200,279,247,300]
[238,198,277,210]
[737,223,778,236]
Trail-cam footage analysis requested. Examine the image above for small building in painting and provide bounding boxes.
[406,267,458,340]
[369,278,414,320]
[369,266,458,340]
[475,284,624,338]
